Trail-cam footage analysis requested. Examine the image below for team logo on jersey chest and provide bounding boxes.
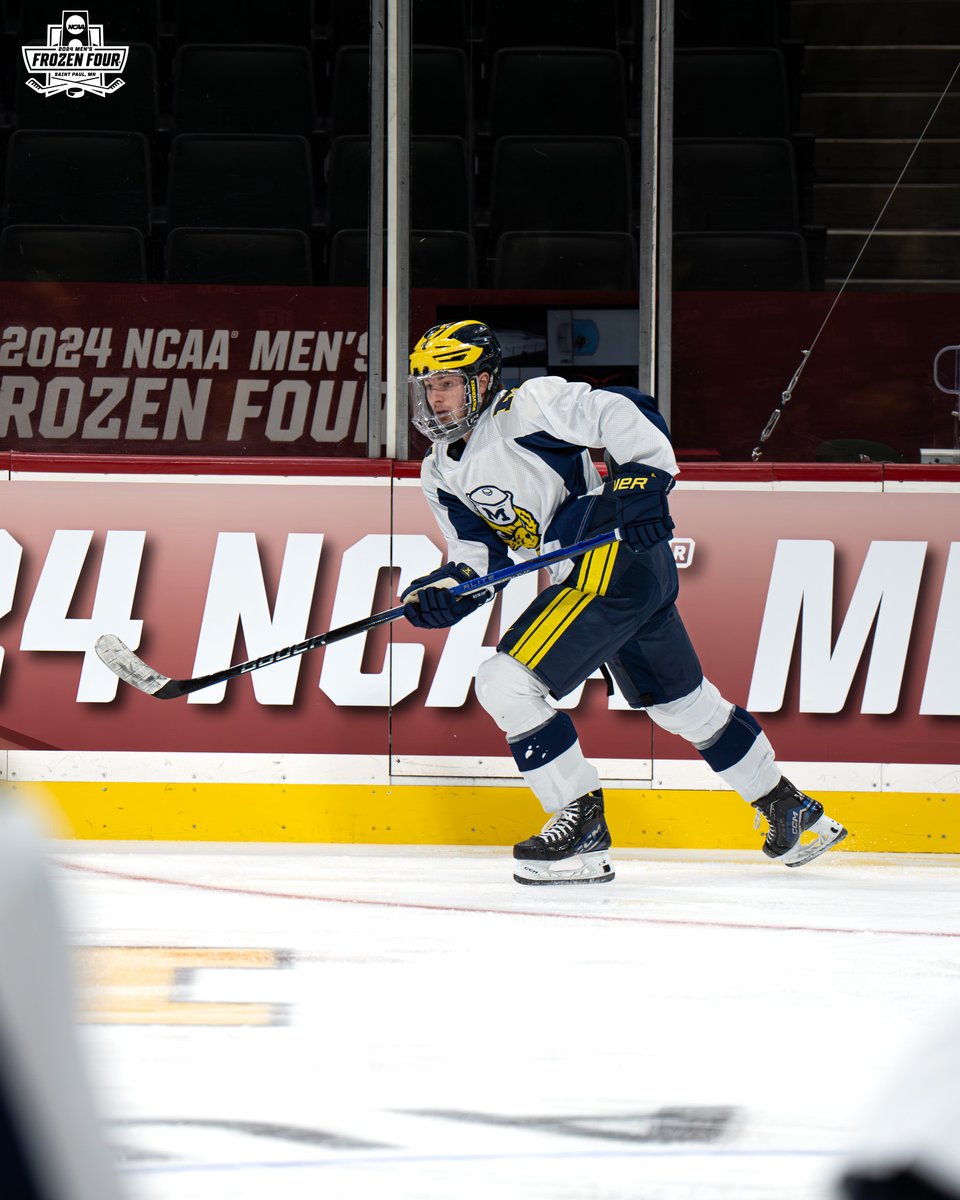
[468,485,540,550]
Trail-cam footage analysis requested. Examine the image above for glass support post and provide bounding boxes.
[639,0,673,422]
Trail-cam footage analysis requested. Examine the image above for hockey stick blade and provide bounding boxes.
[95,634,181,699]
[95,528,623,700]
[95,604,404,700]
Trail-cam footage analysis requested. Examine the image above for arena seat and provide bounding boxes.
[674,49,791,137]
[326,135,471,237]
[492,231,637,290]
[166,134,315,232]
[487,137,632,244]
[164,227,313,284]
[328,228,477,286]
[673,231,811,290]
[674,139,800,231]
[4,130,152,233]
[675,0,783,47]
[329,45,470,139]
[326,0,468,52]
[484,0,619,51]
[0,224,148,282]
[175,0,315,47]
[487,48,628,139]
[172,44,316,138]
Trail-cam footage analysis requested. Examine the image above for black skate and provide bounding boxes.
[513,789,615,885]
[752,777,848,867]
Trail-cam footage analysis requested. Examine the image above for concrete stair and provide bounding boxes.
[801,92,960,139]
[792,0,960,43]
[791,0,960,288]
[802,45,960,91]
[814,183,960,227]
[826,230,960,279]
[814,138,960,184]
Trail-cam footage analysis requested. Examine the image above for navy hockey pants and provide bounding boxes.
[497,538,703,707]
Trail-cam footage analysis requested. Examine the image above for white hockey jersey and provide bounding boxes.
[420,376,678,584]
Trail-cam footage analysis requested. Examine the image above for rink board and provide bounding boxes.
[3,458,960,853]
[12,778,960,854]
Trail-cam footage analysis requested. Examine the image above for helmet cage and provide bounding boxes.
[409,369,486,444]
[408,320,502,443]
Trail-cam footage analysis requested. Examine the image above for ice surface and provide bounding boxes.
[47,844,960,1200]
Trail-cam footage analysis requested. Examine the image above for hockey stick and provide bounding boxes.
[94,529,622,700]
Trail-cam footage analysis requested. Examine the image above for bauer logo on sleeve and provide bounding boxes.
[21,10,128,98]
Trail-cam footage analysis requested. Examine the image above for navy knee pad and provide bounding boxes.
[509,711,578,772]
[698,706,764,772]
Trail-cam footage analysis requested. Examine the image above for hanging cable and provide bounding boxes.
[751,57,960,460]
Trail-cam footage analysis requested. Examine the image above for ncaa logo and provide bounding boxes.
[21,10,128,99]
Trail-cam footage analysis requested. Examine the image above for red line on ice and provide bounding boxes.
[55,860,960,939]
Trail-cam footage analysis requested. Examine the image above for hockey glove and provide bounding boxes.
[401,562,489,629]
[607,462,676,553]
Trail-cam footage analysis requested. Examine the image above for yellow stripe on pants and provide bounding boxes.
[576,542,620,595]
[510,588,596,671]
[507,588,572,662]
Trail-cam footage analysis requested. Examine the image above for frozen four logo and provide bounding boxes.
[21,10,128,98]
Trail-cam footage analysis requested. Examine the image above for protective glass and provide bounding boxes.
[409,370,475,443]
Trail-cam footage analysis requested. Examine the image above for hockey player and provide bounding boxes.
[401,319,848,885]
[0,792,127,1200]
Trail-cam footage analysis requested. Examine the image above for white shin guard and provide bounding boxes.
[475,660,779,810]
[515,741,601,814]
[645,678,780,802]
[474,653,600,812]
[644,678,733,743]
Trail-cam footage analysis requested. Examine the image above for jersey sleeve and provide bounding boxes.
[420,454,513,577]
[521,377,678,475]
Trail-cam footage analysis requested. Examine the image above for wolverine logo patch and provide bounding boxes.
[468,485,540,550]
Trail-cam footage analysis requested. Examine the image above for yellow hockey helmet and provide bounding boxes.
[409,320,502,443]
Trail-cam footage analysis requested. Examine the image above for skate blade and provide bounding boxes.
[780,815,848,868]
[513,850,615,886]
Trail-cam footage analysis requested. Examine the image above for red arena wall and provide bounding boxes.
[1,455,958,851]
